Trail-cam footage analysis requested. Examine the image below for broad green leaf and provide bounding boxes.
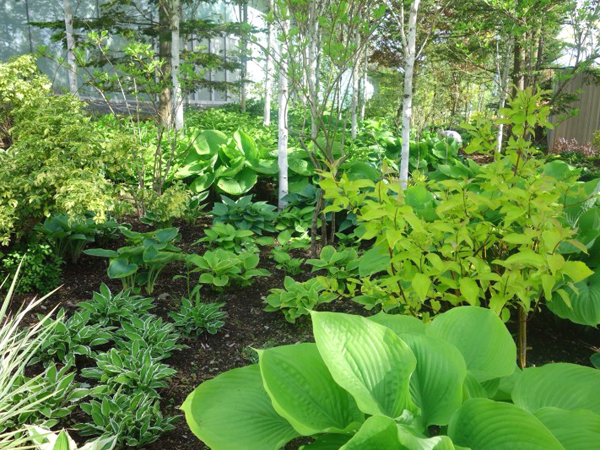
[459,278,479,306]
[190,172,215,193]
[195,130,227,156]
[448,398,563,450]
[358,247,391,277]
[367,312,426,336]
[311,311,416,418]
[548,268,600,326]
[512,363,600,415]
[216,167,258,195]
[561,261,594,283]
[107,258,138,279]
[258,343,364,435]
[427,307,516,381]
[396,423,457,449]
[84,248,118,258]
[534,407,600,449]
[340,416,404,450]
[181,365,299,450]
[412,274,431,301]
[399,334,467,426]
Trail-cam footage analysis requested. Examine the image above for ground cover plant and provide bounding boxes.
[2,0,600,448]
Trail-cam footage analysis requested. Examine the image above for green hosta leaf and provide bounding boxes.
[399,334,467,426]
[340,415,403,449]
[549,268,600,326]
[512,363,600,415]
[181,365,299,450]
[534,407,600,449]
[195,130,227,156]
[84,248,119,258]
[448,398,563,450]
[258,343,363,435]
[289,174,310,193]
[107,258,138,279]
[289,158,315,176]
[216,167,258,195]
[311,311,416,418]
[367,312,426,336]
[234,130,260,165]
[190,172,215,193]
[427,307,516,382]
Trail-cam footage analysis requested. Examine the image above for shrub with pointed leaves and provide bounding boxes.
[182,306,600,449]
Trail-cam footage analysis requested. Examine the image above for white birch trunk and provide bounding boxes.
[496,40,513,153]
[399,0,420,189]
[263,0,273,126]
[240,2,248,112]
[308,3,319,141]
[278,21,289,211]
[359,45,368,121]
[351,34,360,139]
[171,0,184,130]
[63,0,78,96]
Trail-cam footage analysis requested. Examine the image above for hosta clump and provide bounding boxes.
[31,309,114,366]
[264,277,336,323]
[115,314,186,361]
[75,391,176,447]
[195,222,264,254]
[183,307,600,449]
[81,341,176,397]
[306,245,359,295]
[187,249,270,289]
[85,227,183,294]
[77,283,155,327]
[271,247,305,275]
[211,195,277,234]
[170,294,226,336]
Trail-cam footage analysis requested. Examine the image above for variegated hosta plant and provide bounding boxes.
[182,307,600,449]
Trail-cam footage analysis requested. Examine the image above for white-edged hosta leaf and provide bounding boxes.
[448,398,563,450]
[512,363,600,415]
[534,407,600,450]
[181,365,299,450]
[398,334,466,426]
[427,306,516,381]
[311,311,416,418]
[258,343,364,435]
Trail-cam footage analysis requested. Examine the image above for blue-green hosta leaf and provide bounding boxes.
[107,258,138,279]
[289,174,310,193]
[427,306,516,382]
[548,268,600,326]
[512,363,600,415]
[258,343,364,435]
[399,334,467,426]
[181,365,299,450]
[311,311,416,418]
[216,167,258,195]
[367,312,426,336]
[534,407,600,450]
[84,248,119,258]
[448,398,563,450]
[253,158,279,175]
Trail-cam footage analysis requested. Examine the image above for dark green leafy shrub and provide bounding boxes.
[0,242,63,294]
[85,228,183,294]
[81,341,176,397]
[31,310,114,367]
[211,195,277,234]
[75,392,176,447]
[264,277,337,323]
[170,294,226,337]
[141,182,192,227]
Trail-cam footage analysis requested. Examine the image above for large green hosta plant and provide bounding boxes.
[182,306,600,449]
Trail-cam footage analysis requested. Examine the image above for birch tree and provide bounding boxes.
[63,0,78,96]
[277,17,289,211]
[263,0,274,126]
[171,0,184,130]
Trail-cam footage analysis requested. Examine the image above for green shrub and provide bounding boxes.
[0,242,63,294]
[211,195,277,234]
[195,222,256,253]
[142,182,192,227]
[182,307,600,449]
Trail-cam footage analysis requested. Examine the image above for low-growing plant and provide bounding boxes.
[170,294,226,337]
[141,182,192,227]
[306,245,359,295]
[81,342,176,397]
[275,205,315,237]
[0,242,63,294]
[75,391,176,447]
[187,249,270,289]
[77,284,155,327]
[211,195,277,234]
[195,222,255,253]
[85,228,183,294]
[35,213,122,263]
[31,310,114,367]
[115,314,186,361]
[264,277,337,323]
[27,426,117,450]
[183,307,600,449]
[271,247,305,275]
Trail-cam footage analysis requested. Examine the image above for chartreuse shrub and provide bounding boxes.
[182,307,600,450]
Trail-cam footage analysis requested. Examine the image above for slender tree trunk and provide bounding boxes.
[263,0,273,126]
[277,21,289,211]
[351,34,360,139]
[240,1,249,112]
[63,0,78,96]
[308,3,319,141]
[497,39,513,153]
[399,0,420,189]
[512,39,524,96]
[158,1,172,127]
[359,45,368,121]
[171,0,183,130]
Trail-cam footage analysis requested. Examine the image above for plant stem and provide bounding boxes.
[518,304,528,369]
